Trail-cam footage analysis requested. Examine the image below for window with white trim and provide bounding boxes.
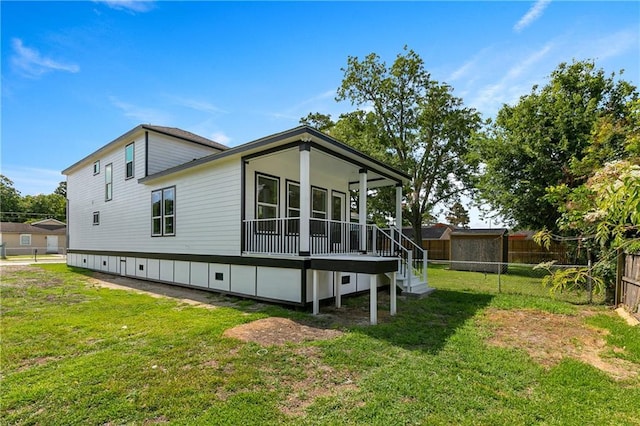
[125,143,134,179]
[93,160,100,175]
[105,163,113,201]
[152,186,175,236]
[311,187,327,235]
[20,234,32,246]
[256,174,279,232]
[93,211,100,225]
[286,181,300,234]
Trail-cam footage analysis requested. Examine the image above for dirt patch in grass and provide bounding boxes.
[223,317,343,346]
[0,265,63,288]
[485,308,640,380]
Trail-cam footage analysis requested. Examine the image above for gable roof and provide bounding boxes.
[62,124,227,175]
[0,222,66,234]
[139,125,411,185]
[402,224,454,240]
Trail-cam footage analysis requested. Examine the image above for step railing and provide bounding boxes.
[387,227,428,285]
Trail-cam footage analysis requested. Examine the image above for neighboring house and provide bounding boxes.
[449,228,509,273]
[63,124,433,322]
[0,219,67,255]
[402,224,454,260]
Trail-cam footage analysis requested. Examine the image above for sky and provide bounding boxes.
[1,0,639,227]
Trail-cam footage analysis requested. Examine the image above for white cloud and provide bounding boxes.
[109,96,172,124]
[1,165,63,196]
[168,96,226,114]
[514,0,551,33]
[10,38,79,78]
[468,43,554,116]
[587,28,639,61]
[210,132,231,145]
[94,0,155,13]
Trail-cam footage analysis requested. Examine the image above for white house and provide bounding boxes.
[63,125,432,323]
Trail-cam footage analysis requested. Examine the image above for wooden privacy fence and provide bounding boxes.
[617,251,640,316]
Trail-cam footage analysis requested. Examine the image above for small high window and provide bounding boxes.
[93,211,100,225]
[125,143,134,179]
[93,160,100,175]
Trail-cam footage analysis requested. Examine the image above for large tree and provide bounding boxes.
[306,48,482,245]
[0,175,22,222]
[472,60,638,231]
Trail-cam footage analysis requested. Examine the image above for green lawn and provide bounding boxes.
[2,264,638,425]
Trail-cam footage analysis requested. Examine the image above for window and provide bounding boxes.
[20,234,31,246]
[93,160,100,175]
[125,143,134,179]
[311,187,327,235]
[256,174,279,232]
[105,163,113,201]
[286,181,300,234]
[312,187,327,219]
[93,211,100,225]
[152,186,175,236]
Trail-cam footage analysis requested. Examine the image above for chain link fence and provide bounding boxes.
[428,260,601,304]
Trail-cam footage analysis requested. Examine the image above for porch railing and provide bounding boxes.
[242,218,426,286]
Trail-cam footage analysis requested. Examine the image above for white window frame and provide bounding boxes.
[105,163,113,201]
[93,160,100,175]
[152,186,176,237]
[20,234,32,246]
[93,211,100,225]
[125,142,135,179]
[256,173,279,233]
[311,186,328,236]
[286,180,300,235]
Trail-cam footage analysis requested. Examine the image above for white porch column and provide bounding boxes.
[313,269,320,315]
[390,271,397,316]
[299,142,311,256]
[369,274,378,325]
[334,271,341,308]
[395,183,403,254]
[359,168,367,253]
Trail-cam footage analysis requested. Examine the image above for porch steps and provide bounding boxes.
[392,273,436,298]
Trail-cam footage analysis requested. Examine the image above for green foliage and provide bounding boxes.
[533,261,604,295]
[0,175,66,222]
[472,60,638,231]
[0,175,22,221]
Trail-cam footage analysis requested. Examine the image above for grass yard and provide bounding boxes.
[2,264,639,425]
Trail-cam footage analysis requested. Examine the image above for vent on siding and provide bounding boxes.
[139,264,144,271]
[341,275,350,285]
[215,272,224,281]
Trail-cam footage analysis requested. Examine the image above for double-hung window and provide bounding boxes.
[105,163,113,201]
[93,211,100,225]
[93,160,100,175]
[125,143,134,179]
[20,234,32,246]
[152,186,175,236]
[311,187,327,235]
[286,181,300,234]
[256,174,279,233]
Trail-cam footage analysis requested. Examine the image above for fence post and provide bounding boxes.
[497,262,501,293]
[423,250,428,284]
[407,251,413,291]
[587,254,593,304]
[615,248,624,306]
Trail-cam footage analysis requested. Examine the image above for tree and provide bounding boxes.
[20,194,66,222]
[328,48,481,245]
[445,202,470,228]
[54,181,67,198]
[0,175,22,222]
[472,60,638,231]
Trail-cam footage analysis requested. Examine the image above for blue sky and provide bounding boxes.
[2,1,638,226]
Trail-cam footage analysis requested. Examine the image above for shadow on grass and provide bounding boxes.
[353,289,494,354]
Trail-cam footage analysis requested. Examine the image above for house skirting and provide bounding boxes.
[66,250,397,308]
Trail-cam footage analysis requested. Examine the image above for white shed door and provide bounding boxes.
[46,236,58,253]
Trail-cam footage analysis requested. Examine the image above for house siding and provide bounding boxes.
[67,138,242,255]
[147,133,220,176]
